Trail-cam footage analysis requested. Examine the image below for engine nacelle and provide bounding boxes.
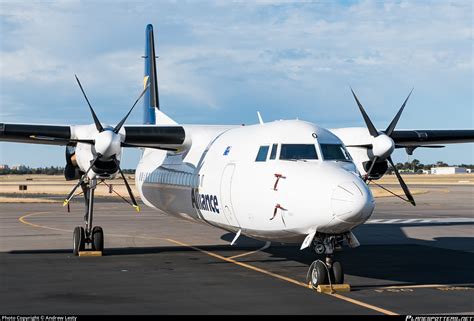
[362,160,388,180]
[92,158,119,177]
[75,142,121,180]
[345,145,389,179]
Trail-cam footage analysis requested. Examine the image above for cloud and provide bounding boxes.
[0,0,472,166]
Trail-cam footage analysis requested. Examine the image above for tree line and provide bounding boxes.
[1,161,472,176]
[388,160,474,174]
[0,166,135,175]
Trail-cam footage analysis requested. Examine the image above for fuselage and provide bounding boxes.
[135,120,375,244]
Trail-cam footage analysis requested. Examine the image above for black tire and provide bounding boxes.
[307,261,328,287]
[92,226,104,252]
[73,226,85,256]
[331,261,344,284]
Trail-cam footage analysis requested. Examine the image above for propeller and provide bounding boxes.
[63,76,149,211]
[351,88,379,137]
[351,88,416,206]
[75,75,104,132]
[114,84,149,134]
[387,156,416,206]
[114,158,140,212]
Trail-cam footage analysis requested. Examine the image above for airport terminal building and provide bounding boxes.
[430,166,468,175]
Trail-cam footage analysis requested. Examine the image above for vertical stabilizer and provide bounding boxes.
[143,24,159,124]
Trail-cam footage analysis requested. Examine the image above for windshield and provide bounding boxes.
[280,144,318,160]
[320,144,352,161]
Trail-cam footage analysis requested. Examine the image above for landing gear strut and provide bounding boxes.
[306,234,344,288]
[72,178,104,255]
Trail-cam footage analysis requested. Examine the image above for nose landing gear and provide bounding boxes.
[72,178,104,255]
[306,234,345,288]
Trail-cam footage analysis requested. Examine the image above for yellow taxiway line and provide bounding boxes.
[18,211,397,315]
[164,237,398,315]
[19,212,69,232]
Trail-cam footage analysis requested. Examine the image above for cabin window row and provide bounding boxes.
[140,170,199,187]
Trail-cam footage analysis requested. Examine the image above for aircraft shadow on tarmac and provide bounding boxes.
[219,222,474,287]
[8,222,474,287]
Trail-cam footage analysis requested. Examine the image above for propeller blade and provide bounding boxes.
[115,160,140,212]
[351,88,379,137]
[63,156,98,206]
[365,156,378,181]
[113,84,150,133]
[63,178,84,206]
[75,75,104,132]
[387,156,416,206]
[385,88,413,136]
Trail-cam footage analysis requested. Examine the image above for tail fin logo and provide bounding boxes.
[143,75,149,89]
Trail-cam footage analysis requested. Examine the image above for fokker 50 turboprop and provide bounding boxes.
[1,24,473,287]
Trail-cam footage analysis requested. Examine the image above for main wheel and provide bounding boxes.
[307,260,328,288]
[331,261,344,284]
[73,226,85,256]
[92,226,104,252]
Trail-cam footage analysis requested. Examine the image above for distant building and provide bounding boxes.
[0,164,9,170]
[431,167,467,175]
[11,165,27,171]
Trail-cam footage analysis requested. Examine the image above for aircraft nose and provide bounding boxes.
[331,179,375,224]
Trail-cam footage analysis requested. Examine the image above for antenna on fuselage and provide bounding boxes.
[257,111,264,125]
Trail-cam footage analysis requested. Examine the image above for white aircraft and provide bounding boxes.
[1,24,473,287]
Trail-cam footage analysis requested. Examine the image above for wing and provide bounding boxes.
[0,123,79,145]
[332,127,474,149]
[0,123,186,150]
[121,125,186,150]
[390,129,474,147]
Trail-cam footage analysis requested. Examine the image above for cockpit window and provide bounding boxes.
[269,144,278,160]
[280,144,318,160]
[255,146,270,162]
[320,144,352,161]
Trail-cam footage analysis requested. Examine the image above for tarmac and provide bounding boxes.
[1,184,473,315]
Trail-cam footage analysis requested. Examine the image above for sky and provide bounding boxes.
[0,0,473,168]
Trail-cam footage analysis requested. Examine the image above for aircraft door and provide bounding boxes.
[220,164,241,227]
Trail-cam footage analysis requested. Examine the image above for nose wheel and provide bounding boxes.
[331,261,344,284]
[73,226,85,255]
[307,257,344,288]
[307,234,345,287]
[91,226,104,251]
[72,178,105,255]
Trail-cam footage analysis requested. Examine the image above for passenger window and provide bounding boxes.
[269,144,278,160]
[255,146,270,162]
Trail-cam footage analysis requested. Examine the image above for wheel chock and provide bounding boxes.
[78,251,103,257]
[316,284,351,293]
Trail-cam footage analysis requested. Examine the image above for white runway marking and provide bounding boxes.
[366,218,474,224]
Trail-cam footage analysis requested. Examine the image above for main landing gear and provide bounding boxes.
[306,234,344,288]
[72,178,104,255]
